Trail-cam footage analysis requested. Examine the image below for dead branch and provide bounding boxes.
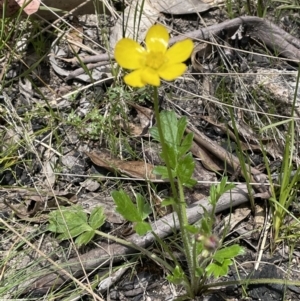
[59,16,300,83]
[64,16,300,71]
[170,16,300,61]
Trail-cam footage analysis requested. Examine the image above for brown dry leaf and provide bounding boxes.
[3,189,77,222]
[200,115,258,152]
[191,43,214,72]
[261,140,283,159]
[117,119,145,137]
[67,16,83,54]
[191,141,224,172]
[126,101,153,137]
[127,101,152,127]
[254,203,265,228]
[86,150,157,180]
[184,161,217,205]
[228,119,283,158]
[250,203,266,240]
[215,205,251,240]
[201,115,282,158]
[224,205,251,233]
[110,0,158,48]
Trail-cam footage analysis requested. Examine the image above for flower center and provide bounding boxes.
[146,51,166,70]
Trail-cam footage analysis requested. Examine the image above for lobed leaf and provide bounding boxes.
[112,190,142,222]
[134,221,152,235]
[177,153,196,187]
[213,244,245,263]
[89,206,106,230]
[136,193,152,221]
[205,258,232,278]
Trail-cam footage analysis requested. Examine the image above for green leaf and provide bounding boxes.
[167,265,185,285]
[164,144,177,168]
[213,245,245,263]
[112,190,141,222]
[136,194,152,220]
[185,224,199,234]
[48,206,92,240]
[149,126,159,142]
[160,111,178,146]
[176,116,187,146]
[47,206,86,233]
[134,221,152,235]
[89,206,106,230]
[57,223,92,240]
[150,111,179,169]
[153,166,175,179]
[205,258,232,278]
[200,218,211,234]
[47,206,99,246]
[161,197,175,206]
[196,242,204,255]
[177,153,196,187]
[75,230,95,246]
[178,132,193,157]
[195,267,204,277]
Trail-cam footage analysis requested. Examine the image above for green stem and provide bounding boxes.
[152,87,178,201]
[152,87,195,296]
[177,178,195,288]
[203,277,300,291]
[95,230,174,271]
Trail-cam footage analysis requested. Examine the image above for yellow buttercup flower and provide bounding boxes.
[114,24,194,87]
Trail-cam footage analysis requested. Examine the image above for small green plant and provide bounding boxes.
[45,22,300,299]
[28,21,49,57]
[273,0,300,10]
[257,0,267,16]
[48,206,106,246]
[259,67,300,246]
[47,24,245,299]
[270,135,300,244]
[225,0,235,18]
[112,190,152,235]
[225,0,269,17]
[48,174,244,297]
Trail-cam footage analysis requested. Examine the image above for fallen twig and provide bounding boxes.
[170,16,300,61]
[62,16,300,72]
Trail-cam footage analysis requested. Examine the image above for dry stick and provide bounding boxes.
[169,16,300,61]
[68,16,300,68]
[59,54,111,66]
[65,61,111,81]
[186,126,268,191]
[25,184,250,294]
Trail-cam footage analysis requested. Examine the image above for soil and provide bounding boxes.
[1,2,300,301]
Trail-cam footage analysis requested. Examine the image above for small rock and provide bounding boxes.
[80,179,100,191]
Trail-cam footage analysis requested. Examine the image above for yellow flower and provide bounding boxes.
[114,24,194,87]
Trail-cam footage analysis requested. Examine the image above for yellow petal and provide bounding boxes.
[158,63,187,81]
[141,67,161,86]
[165,39,194,64]
[124,70,146,87]
[145,24,169,54]
[114,38,146,69]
